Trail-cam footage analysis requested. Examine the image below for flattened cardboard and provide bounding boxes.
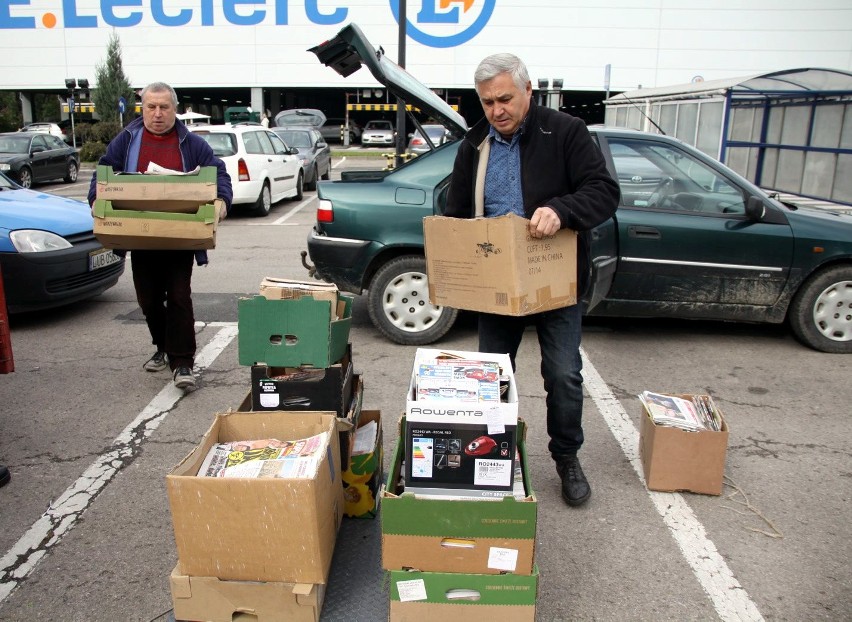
[259,277,339,306]
[96,164,218,212]
[639,393,729,495]
[424,214,577,316]
[382,418,537,576]
[238,295,353,368]
[93,199,219,250]
[166,411,344,583]
[170,564,325,622]
[342,409,383,519]
[388,567,538,622]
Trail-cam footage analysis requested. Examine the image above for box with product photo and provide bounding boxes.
[250,343,354,416]
[169,563,325,622]
[381,417,537,576]
[92,199,219,250]
[405,348,518,498]
[424,213,577,316]
[237,294,353,368]
[639,393,730,495]
[95,164,218,213]
[388,566,538,622]
[342,409,384,519]
[166,411,344,584]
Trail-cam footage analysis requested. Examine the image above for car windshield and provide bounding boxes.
[275,130,313,148]
[365,121,392,131]
[194,132,237,157]
[0,135,31,154]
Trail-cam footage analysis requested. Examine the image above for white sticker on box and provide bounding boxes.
[487,546,519,572]
[474,458,512,486]
[486,405,505,434]
[396,579,428,602]
[259,393,280,408]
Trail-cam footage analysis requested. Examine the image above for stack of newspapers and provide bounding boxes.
[639,391,723,432]
[197,432,328,479]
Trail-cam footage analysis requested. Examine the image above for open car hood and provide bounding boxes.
[308,24,468,139]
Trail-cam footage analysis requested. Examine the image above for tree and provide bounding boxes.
[0,92,23,132]
[92,31,135,124]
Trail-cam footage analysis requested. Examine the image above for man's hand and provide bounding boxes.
[529,206,560,238]
[217,199,227,223]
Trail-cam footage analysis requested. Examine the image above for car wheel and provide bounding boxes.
[253,182,272,216]
[64,160,78,183]
[305,166,318,191]
[788,265,852,353]
[367,255,458,346]
[321,165,331,181]
[18,166,33,189]
[290,170,304,201]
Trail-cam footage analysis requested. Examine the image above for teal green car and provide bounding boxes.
[306,25,852,353]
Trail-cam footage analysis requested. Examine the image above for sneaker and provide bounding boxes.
[143,351,168,372]
[173,366,196,390]
[0,464,10,488]
[556,455,591,507]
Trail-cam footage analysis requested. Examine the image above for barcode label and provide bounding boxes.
[494,292,508,306]
[474,459,512,486]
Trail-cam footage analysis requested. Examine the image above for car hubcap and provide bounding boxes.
[382,271,444,333]
[812,280,852,342]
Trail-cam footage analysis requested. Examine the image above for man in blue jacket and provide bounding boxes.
[88,82,232,391]
[446,54,619,507]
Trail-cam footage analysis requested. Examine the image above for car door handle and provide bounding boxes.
[628,225,661,239]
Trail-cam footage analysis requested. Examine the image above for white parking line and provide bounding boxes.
[271,195,316,225]
[581,347,764,622]
[0,324,239,604]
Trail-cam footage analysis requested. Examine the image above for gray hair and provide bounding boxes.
[141,82,178,106]
[474,54,530,93]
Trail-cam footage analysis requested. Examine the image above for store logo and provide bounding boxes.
[390,0,496,48]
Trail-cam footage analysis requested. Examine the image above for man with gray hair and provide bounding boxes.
[446,54,619,507]
[88,82,232,391]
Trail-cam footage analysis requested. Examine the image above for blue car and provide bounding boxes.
[0,172,124,313]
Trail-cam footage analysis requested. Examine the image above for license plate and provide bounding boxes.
[89,248,121,271]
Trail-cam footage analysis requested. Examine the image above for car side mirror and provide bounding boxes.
[290,147,300,155]
[316,141,327,148]
[31,147,44,154]
[745,195,766,221]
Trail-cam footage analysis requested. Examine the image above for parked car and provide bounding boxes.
[361,120,395,147]
[19,122,69,144]
[320,118,362,144]
[271,127,331,190]
[188,123,303,216]
[0,132,80,189]
[303,24,852,353]
[273,108,326,129]
[0,171,124,313]
[407,124,452,156]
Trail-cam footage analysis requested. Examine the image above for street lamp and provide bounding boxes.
[64,78,88,149]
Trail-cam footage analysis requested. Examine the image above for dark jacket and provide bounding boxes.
[445,99,619,296]
[87,116,233,265]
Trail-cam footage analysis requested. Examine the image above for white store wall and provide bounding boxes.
[1,0,851,92]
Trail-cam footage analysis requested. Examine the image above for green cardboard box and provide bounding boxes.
[381,417,537,575]
[93,199,219,250]
[96,164,218,213]
[343,409,383,519]
[388,566,538,622]
[238,295,353,368]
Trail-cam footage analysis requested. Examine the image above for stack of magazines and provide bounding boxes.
[198,432,328,479]
[639,391,723,432]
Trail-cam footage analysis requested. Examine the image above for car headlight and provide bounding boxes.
[0,163,10,171]
[10,229,73,252]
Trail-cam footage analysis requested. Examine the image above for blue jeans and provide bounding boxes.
[478,303,584,459]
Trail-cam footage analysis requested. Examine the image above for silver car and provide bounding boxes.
[361,120,395,147]
[406,124,452,156]
[272,127,331,190]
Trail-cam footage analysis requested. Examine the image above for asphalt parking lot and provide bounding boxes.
[0,155,850,621]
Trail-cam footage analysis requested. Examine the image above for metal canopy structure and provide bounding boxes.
[604,68,852,205]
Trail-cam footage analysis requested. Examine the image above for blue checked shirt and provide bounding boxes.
[484,122,525,217]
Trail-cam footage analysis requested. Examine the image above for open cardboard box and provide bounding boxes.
[95,164,218,212]
[424,213,577,316]
[93,199,219,250]
[342,409,383,519]
[166,411,344,583]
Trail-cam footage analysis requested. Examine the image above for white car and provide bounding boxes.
[361,120,395,146]
[188,123,303,216]
[19,122,69,144]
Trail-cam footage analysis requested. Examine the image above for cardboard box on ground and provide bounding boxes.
[166,411,344,584]
[404,348,519,498]
[424,214,577,316]
[342,409,383,519]
[639,393,730,495]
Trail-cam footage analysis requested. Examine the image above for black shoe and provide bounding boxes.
[173,366,196,390]
[0,464,10,488]
[143,350,168,372]
[556,455,591,507]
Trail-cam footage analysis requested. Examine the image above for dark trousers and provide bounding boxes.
[478,302,584,459]
[130,250,196,370]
